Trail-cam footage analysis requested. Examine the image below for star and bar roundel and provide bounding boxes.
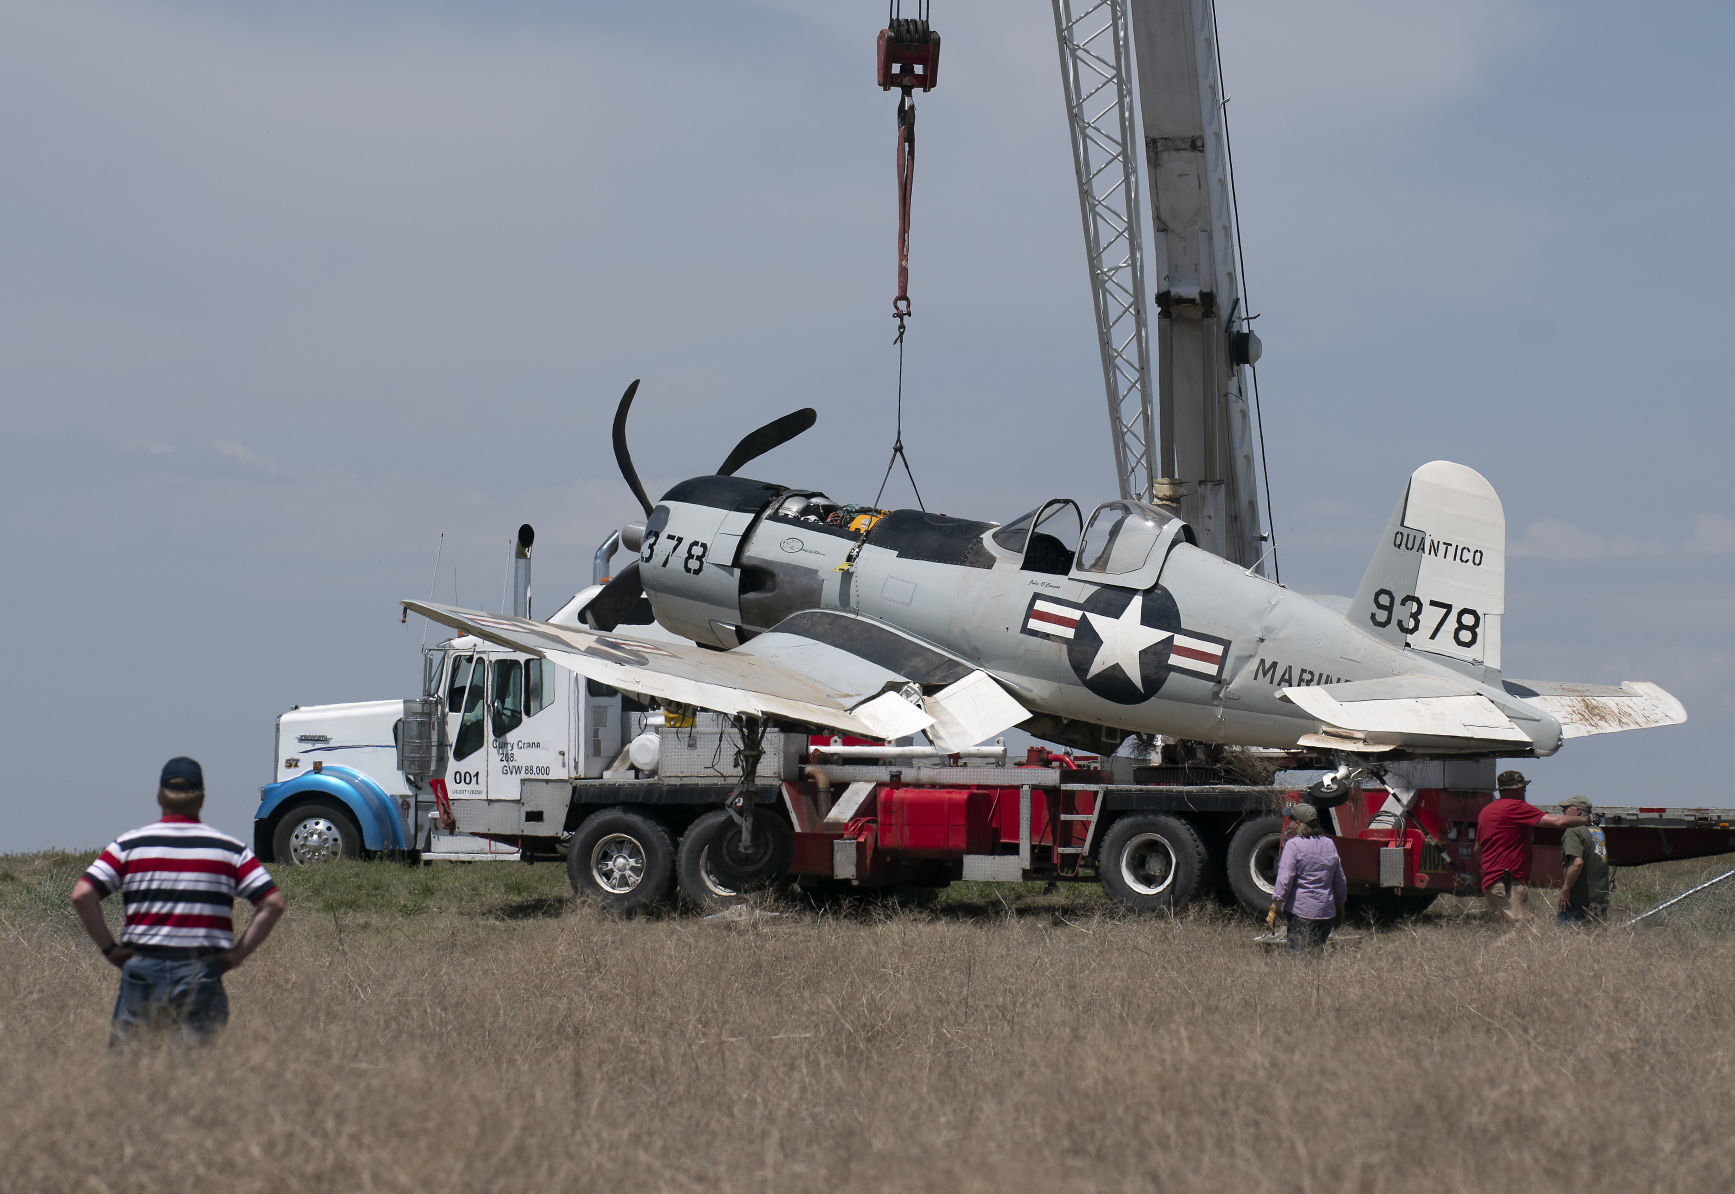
[1021,588,1232,705]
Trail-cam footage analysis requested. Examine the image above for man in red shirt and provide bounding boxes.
[1478,769,1587,921]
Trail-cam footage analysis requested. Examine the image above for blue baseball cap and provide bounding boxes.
[160,756,204,791]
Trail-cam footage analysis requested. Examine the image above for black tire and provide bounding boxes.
[567,810,674,913]
[272,801,363,865]
[1226,813,1286,915]
[676,809,795,910]
[1098,814,1206,912]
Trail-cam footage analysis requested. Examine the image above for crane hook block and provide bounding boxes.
[877,15,940,93]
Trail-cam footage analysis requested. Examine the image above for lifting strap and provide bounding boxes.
[894,89,916,329]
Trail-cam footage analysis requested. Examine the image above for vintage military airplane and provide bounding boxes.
[406,383,1686,762]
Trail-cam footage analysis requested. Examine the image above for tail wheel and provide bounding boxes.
[1098,814,1206,912]
[1226,813,1286,915]
[676,809,794,910]
[567,810,674,913]
[272,802,363,865]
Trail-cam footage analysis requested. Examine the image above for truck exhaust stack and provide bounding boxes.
[512,523,534,619]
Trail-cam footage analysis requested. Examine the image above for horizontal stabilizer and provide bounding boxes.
[1281,675,1531,747]
[1504,679,1687,740]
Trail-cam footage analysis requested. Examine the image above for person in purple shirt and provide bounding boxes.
[1268,801,1347,951]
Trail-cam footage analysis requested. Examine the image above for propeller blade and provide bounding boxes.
[583,561,650,631]
[717,408,818,477]
[612,380,653,517]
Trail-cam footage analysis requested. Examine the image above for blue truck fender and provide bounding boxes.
[254,765,408,856]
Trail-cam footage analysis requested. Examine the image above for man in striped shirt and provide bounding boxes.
[71,756,286,1045]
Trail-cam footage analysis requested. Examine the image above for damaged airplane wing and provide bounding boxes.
[1502,679,1688,740]
[403,601,1028,751]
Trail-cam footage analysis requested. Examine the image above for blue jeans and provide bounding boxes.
[111,955,229,1047]
[1286,913,1334,952]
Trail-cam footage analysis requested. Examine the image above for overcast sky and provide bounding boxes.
[3,0,1730,851]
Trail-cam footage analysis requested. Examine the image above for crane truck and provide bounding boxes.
[253,527,1735,917]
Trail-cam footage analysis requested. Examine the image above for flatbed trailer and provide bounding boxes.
[511,744,1735,918]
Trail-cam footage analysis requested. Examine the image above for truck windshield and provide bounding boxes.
[451,655,487,761]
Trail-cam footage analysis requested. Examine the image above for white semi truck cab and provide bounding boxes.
[256,601,638,864]
[253,526,779,874]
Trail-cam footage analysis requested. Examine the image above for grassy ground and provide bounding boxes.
[3,850,1733,1193]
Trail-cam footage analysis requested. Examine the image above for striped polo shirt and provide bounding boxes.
[83,815,278,950]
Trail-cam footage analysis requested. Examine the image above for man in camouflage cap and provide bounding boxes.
[1556,796,1610,924]
[1477,770,1588,922]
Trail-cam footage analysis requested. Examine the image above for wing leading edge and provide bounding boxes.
[403,601,1028,750]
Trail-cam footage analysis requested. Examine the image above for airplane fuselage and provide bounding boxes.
[635,477,1564,758]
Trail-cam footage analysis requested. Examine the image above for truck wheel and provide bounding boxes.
[1226,813,1286,914]
[677,809,794,910]
[568,810,674,913]
[273,802,363,865]
[1098,814,1206,912]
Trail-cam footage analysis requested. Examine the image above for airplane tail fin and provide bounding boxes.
[1352,461,1505,676]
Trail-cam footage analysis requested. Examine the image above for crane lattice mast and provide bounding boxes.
[1053,0,1270,575]
[1051,0,1156,508]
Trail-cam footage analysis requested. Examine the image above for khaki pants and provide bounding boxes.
[1484,878,1531,921]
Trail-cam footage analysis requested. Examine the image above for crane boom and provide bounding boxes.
[1055,0,1269,574]
[1051,0,1156,507]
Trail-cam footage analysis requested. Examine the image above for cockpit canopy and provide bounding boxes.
[991,497,1192,586]
[1072,499,1194,588]
[992,499,1082,575]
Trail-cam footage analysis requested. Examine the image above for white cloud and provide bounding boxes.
[1686,513,1735,556]
[1508,514,1735,561]
[215,439,289,478]
[1509,516,1660,561]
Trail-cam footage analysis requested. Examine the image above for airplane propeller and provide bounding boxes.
[585,380,818,631]
[717,407,817,477]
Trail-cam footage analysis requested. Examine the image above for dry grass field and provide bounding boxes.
[4,850,1734,1194]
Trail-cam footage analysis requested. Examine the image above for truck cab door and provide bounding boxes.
[484,656,568,801]
[444,652,488,799]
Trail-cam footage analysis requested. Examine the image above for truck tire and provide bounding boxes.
[273,802,363,865]
[1098,814,1206,912]
[568,810,674,913]
[1226,813,1286,915]
[676,809,794,910]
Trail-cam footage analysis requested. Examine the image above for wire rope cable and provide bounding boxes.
[1209,0,1279,583]
[875,329,926,510]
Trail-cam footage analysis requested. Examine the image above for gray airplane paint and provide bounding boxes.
[478,458,1676,761]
